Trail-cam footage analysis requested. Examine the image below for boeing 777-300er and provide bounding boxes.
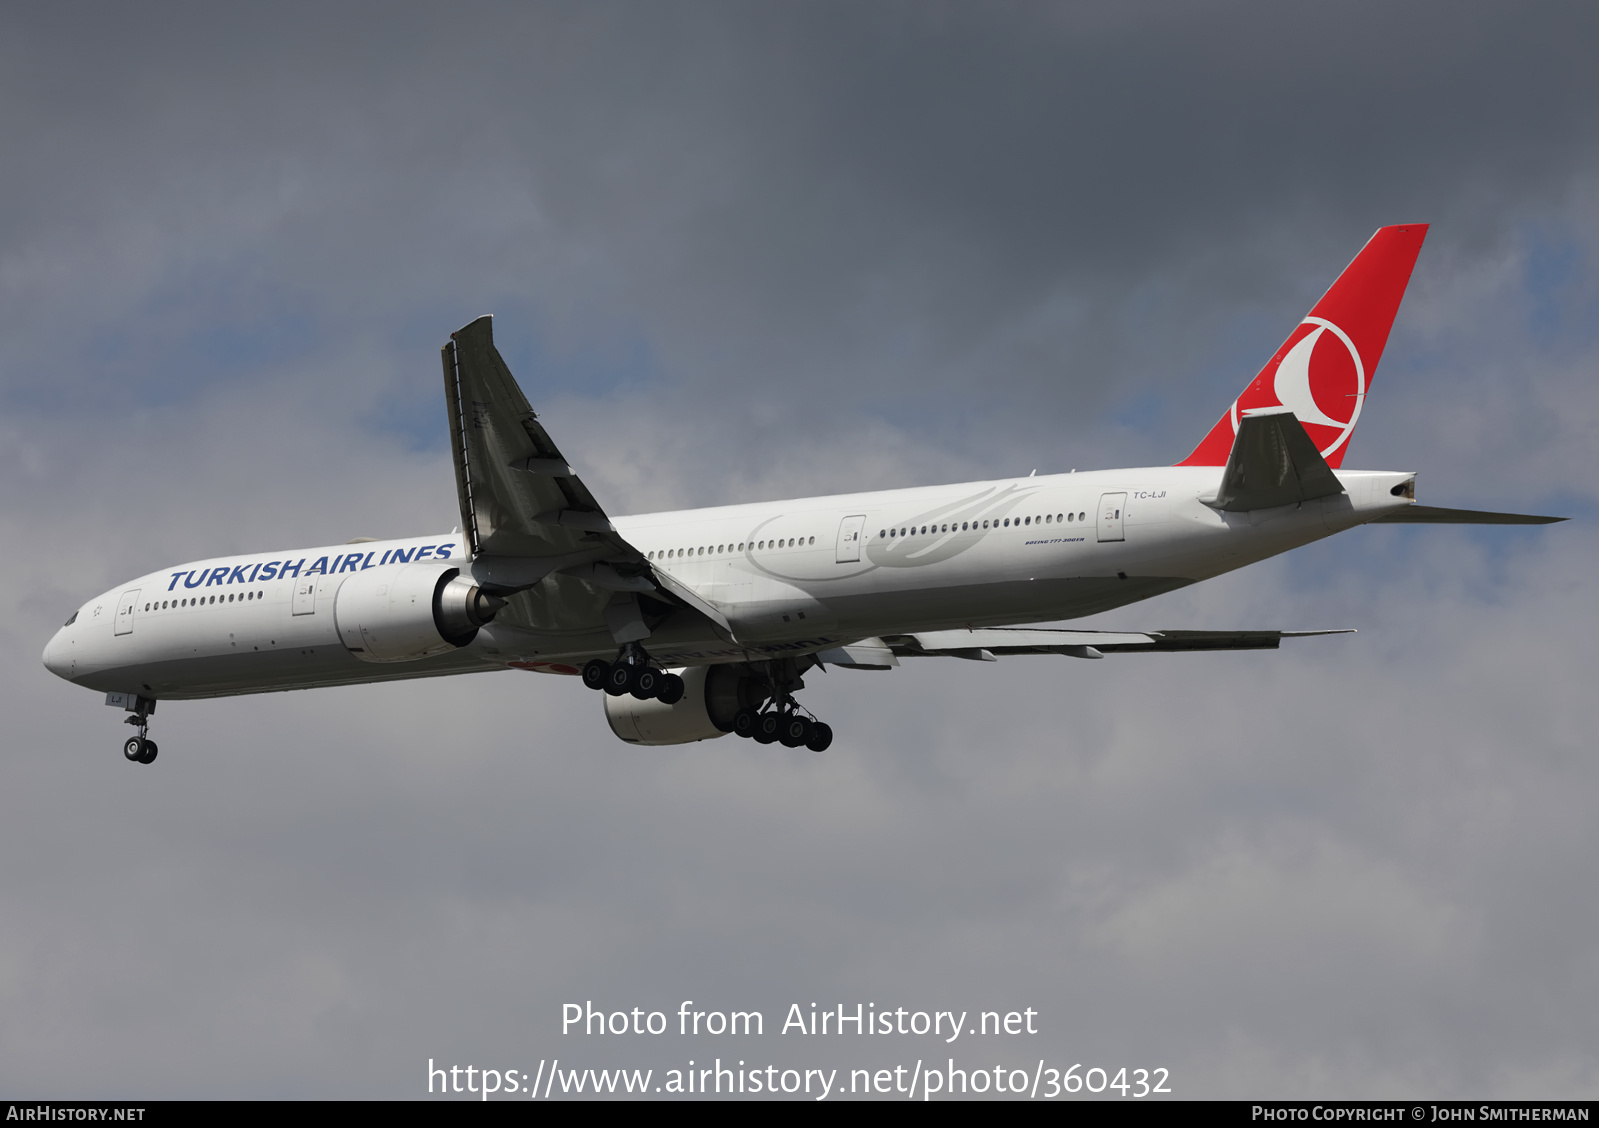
[43,224,1563,763]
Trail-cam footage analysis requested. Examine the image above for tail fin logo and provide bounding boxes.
[1179,224,1428,469]
[1230,315,1365,459]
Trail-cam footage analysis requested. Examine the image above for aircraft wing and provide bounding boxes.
[820,628,1353,667]
[442,316,732,641]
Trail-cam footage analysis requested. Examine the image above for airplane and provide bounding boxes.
[42,224,1563,764]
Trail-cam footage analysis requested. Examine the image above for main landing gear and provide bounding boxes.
[120,696,158,764]
[733,704,833,752]
[582,644,686,705]
[723,656,833,752]
[580,649,836,752]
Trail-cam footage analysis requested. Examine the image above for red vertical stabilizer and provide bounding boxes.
[1179,224,1428,469]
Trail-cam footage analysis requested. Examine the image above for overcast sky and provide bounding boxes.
[3,1,1597,1100]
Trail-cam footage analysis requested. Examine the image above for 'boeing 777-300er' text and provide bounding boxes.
[43,224,1563,763]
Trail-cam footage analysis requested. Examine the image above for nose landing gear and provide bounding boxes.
[117,696,159,764]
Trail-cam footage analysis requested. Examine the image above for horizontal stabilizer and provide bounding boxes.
[1370,505,1565,525]
[879,627,1353,659]
[1212,408,1344,512]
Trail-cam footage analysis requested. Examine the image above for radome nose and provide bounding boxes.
[42,628,72,681]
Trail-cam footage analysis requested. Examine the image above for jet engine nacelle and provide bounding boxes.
[604,665,764,745]
[334,562,505,663]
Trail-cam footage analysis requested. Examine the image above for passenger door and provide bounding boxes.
[114,589,140,636]
[835,514,866,563]
[1097,493,1127,543]
[292,577,318,615]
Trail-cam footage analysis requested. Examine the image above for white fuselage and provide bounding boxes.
[42,465,1413,700]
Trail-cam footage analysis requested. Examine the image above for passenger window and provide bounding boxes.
[144,603,150,611]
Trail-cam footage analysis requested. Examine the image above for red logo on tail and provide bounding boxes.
[1180,224,1428,469]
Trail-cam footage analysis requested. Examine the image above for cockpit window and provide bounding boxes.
[64,610,77,625]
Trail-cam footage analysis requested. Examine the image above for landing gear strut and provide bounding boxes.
[583,651,835,751]
[730,658,833,752]
[581,645,684,705]
[119,696,158,764]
